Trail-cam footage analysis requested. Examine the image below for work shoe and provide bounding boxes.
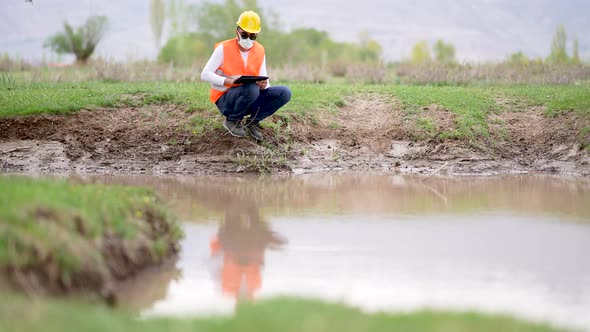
[223,119,246,138]
[246,122,264,141]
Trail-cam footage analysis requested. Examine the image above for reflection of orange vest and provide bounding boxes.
[210,237,262,300]
[221,255,261,299]
[209,39,265,103]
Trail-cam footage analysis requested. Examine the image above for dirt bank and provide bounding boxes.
[1,96,589,176]
[0,176,182,303]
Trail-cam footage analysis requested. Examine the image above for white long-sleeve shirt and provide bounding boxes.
[201,42,269,89]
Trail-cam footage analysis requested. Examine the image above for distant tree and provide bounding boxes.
[433,40,456,64]
[508,51,529,65]
[158,0,383,67]
[150,0,166,49]
[44,15,108,65]
[411,40,432,65]
[358,31,382,62]
[547,24,568,64]
[571,38,581,64]
[158,32,214,65]
[363,40,383,62]
[190,0,265,41]
[167,0,190,37]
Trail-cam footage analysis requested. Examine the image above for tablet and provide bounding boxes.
[234,75,269,84]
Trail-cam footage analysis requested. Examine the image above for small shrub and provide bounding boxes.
[0,54,32,72]
[345,63,387,84]
[396,62,590,85]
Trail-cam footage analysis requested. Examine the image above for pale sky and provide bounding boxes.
[1,0,588,63]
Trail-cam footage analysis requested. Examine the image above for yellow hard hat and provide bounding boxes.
[236,11,261,33]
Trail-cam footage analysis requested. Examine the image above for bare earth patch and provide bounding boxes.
[1,96,589,176]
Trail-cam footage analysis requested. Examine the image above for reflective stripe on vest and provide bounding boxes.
[209,39,265,104]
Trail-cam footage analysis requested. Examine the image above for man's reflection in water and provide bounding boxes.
[210,205,286,302]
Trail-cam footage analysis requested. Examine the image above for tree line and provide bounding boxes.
[407,25,582,66]
[155,0,382,68]
[42,0,584,67]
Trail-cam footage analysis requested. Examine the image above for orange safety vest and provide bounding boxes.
[209,39,265,104]
[210,236,262,300]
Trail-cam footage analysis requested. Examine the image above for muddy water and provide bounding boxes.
[100,174,590,331]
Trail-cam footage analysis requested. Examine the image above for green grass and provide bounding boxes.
[285,83,352,117]
[494,85,590,116]
[0,81,351,120]
[0,176,182,279]
[1,80,589,140]
[0,295,570,332]
[0,81,214,117]
[373,85,499,138]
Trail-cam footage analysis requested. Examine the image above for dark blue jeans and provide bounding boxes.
[215,83,292,123]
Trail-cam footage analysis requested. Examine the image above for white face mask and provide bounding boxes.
[238,35,254,50]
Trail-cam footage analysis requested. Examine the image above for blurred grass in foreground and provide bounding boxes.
[0,176,182,291]
[0,294,570,332]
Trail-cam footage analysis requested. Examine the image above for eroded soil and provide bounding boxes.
[1,96,589,176]
[1,203,180,304]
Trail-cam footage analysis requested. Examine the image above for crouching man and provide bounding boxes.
[200,10,291,141]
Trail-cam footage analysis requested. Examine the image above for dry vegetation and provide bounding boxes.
[395,62,590,85]
[3,56,589,85]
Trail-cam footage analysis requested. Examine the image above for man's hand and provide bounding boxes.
[224,76,238,86]
[256,79,268,90]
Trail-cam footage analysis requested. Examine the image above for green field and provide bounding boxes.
[1,80,589,141]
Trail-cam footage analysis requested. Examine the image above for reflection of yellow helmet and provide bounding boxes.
[236,11,261,33]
